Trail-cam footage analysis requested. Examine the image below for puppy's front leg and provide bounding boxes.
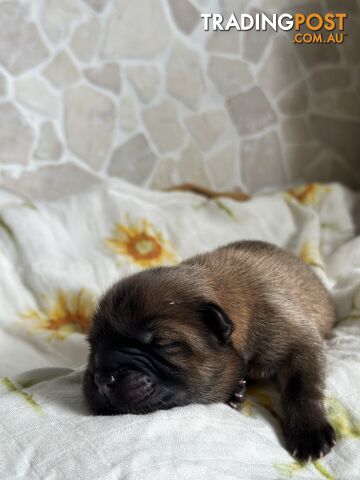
[227,379,247,409]
[278,343,336,462]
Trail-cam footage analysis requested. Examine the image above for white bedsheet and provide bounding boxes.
[0,180,359,480]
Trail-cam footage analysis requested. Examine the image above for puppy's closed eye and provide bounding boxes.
[156,341,184,351]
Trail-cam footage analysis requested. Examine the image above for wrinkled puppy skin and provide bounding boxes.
[84,240,336,462]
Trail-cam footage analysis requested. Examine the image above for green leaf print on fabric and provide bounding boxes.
[0,215,16,242]
[273,461,306,478]
[313,462,337,480]
[320,222,345,233]
[1,377,44,415]
[343,289,360,322]
[326,397,360,439]
[274,461,336,480]
[253,389,341,480]
[274,396,360,480]
[193,198,240,222]
[213,199,240,223]
[22,201,38,210]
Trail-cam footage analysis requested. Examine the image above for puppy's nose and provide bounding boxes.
[94,373,116,396]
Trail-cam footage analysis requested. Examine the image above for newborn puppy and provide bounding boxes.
[83,240,336,462]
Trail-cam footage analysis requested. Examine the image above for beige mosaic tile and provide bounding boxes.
[168,0,200,34]
[328,0,359,12]
[278,81,309,115]
[342,17,360,64]
[0,2,48,75]
[126,65,160,103]
[14,77,59,117]
[207,145,237,189]
[0,0,358,198]
[294,35,340,68]
[0,103,34,165]
[257,37,301,96]
[119,97,138,133]
[219,0,248,17]
[84,64,122,94]
[150,157,180,190]
[143,100,185,154]
[108,134,156,184]
[325,158,359,189]
[35,122,63,162]
[310,115,360,168]
[284,145,360,190]
[284,144,322,182]
[241,9,274,63]
[313,91,360,119]
[84,0,109,12]
[309,68,351,93]
[1,163,100,201]
[226,87,277,136]
[0,72,6,97]
[280,118,312,144]
[207,30,240,54]
[313,150,353,186]
[240,131,286,192]
[42,0,81,44]
[208,56,253,97]
[43,52,80,89]
[71,18,101,62]
[185,110,227,152]
[102,0,171,59]
[166,40,204,109]
[177,143,211,187]
[64,85,115,169]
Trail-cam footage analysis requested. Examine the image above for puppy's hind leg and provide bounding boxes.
[277,342,336,462]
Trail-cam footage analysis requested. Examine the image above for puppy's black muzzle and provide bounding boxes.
[84,345,186,415]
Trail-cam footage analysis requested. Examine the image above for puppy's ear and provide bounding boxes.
[198,302,233,344]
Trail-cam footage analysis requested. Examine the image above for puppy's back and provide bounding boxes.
[185,241,336,339]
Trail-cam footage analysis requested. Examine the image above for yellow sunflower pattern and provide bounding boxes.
[285,183,332,207]
[299,241,325,270]
[241,384,282,424]
[20,289,96,340]
[106,218,179,268]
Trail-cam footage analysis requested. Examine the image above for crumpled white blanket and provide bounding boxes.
[0,179,359,480]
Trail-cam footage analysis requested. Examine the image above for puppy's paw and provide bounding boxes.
[286,421,336,462]
[227,379,246,410]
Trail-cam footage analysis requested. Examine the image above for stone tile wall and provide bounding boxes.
[0,0,359,200]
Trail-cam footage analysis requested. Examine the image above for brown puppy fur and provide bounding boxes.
[83,240,336,462]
